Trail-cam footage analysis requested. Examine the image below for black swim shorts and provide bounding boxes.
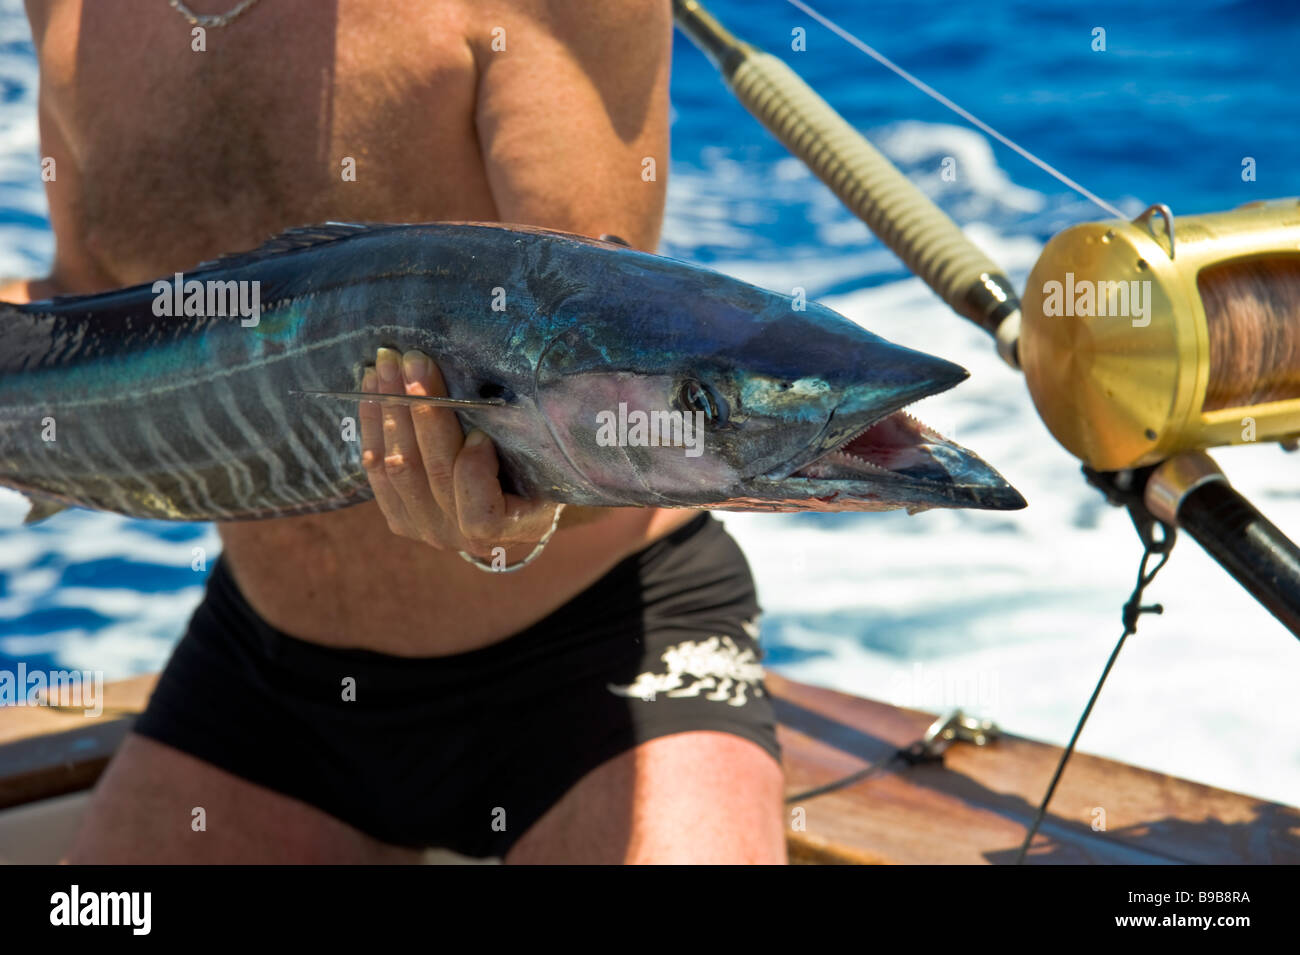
[133,512,781,858]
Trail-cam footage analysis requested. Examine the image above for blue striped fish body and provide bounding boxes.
[1,224,567,520]
[0,222,1025,521]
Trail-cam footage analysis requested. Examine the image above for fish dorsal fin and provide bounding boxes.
[191,221,380,273]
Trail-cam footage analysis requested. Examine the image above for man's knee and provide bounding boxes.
[506,731,787,864]
[66,734,418,864]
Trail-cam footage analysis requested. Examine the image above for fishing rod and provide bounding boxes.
[674,0,1300,857]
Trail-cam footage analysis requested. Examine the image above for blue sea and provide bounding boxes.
[1,0,1298,804]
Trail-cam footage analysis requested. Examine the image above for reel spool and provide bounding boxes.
[1020,198,1300,471]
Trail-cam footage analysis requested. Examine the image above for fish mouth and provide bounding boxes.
[752,404,1026,513]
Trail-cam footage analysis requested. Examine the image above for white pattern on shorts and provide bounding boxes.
[607,619,764,707]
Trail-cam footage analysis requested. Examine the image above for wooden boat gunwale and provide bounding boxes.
[1,672,1295,864]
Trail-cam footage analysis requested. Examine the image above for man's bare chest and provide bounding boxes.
[31,0,490,283]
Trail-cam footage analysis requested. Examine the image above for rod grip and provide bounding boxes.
[725,50,1017,332]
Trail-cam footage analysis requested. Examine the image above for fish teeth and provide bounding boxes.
[822,449,896,475]
[801,405,950,478]
[797,448,896,478]
[892,407,948,441]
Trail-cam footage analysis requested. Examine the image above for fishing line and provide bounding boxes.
[1014,517,1174,863]
[784,0,1128,218]
[784,754,903,803]
[784,712,997,804]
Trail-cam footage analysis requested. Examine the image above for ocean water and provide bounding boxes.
[1,0,1298,806]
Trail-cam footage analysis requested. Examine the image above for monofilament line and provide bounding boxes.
[784,0,1127,219]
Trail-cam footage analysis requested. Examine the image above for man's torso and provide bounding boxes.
[23,0,691,654]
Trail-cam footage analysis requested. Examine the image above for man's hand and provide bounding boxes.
[358,346,559,557]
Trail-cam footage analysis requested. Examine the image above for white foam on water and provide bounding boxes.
[871,120,1048,215]
[0,0,50,278]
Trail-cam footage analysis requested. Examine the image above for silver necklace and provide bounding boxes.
[168,0,263,28]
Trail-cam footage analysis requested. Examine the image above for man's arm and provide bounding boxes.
[357,0,673,555]
[472,0,671,250]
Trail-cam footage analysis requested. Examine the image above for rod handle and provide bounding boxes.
[724,45,1019,335]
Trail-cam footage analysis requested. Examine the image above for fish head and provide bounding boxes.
[528,250,1025,513]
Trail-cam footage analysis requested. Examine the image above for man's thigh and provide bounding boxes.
[505,731,787,864]
[65,734,422,864]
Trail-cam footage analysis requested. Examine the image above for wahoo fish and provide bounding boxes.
[0,222,1024,522]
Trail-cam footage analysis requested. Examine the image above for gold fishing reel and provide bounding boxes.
[1019,198,1300,471]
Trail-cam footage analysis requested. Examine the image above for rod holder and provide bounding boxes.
[1145,451,1300,638]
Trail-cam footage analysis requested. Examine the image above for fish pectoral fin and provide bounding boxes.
[289,390,511,410]
[23,496,68,524]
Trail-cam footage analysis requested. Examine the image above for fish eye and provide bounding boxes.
[675,378,728,425]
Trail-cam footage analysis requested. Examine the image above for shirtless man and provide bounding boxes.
[4,0,785,863]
